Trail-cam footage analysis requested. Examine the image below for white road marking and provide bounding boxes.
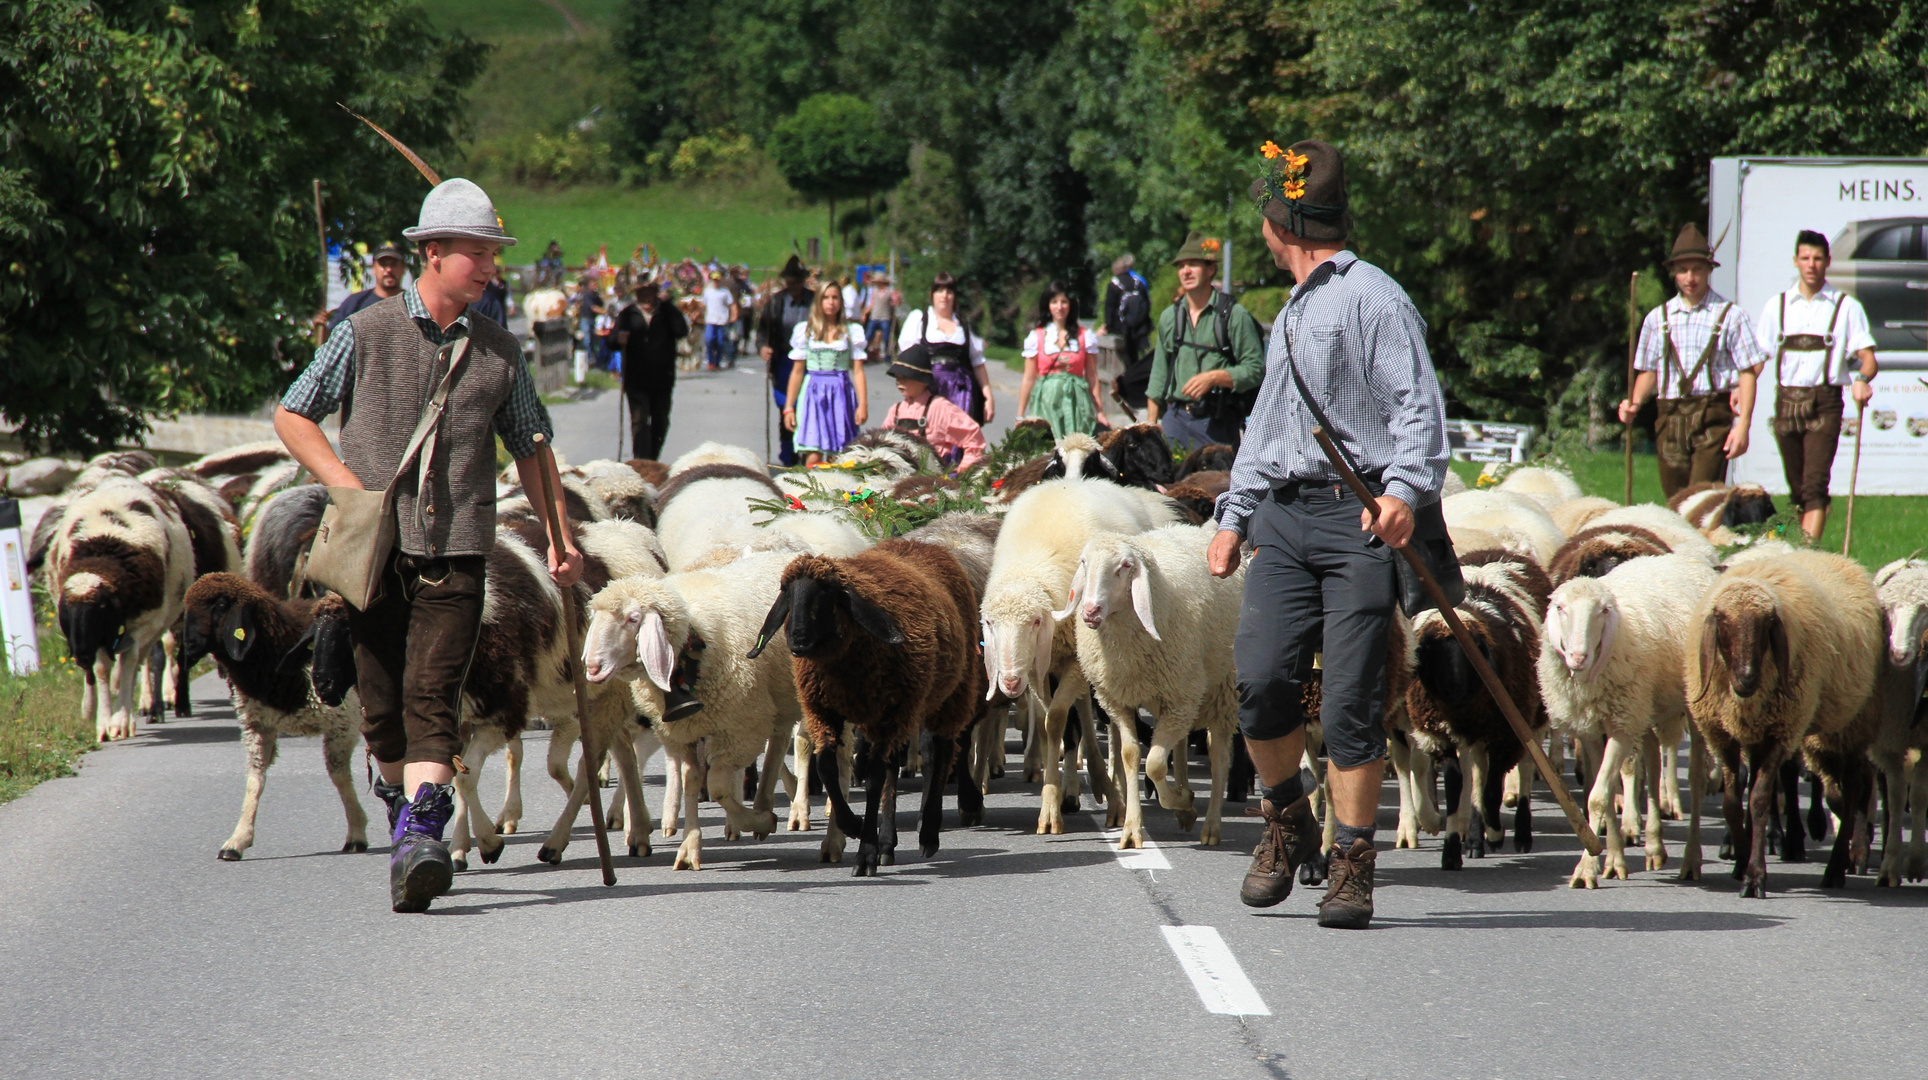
[1160,925,1270,1016]
[1103,830,1171,870]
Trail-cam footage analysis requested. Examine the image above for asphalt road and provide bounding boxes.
[5,380,1926,1079]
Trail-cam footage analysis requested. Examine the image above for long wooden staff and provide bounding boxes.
[1625,272,1638,505]
[1311,427,1603,856]
[532,434,616,885]
[1843,399,1866,556]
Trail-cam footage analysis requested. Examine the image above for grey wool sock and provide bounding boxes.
[1263,775,1305,808]
[1333,822,1376,851]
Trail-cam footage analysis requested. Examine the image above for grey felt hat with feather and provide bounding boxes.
[402,178,518,246]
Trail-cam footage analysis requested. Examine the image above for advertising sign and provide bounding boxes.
[1710,157,1928,495]
[0,499,40,676]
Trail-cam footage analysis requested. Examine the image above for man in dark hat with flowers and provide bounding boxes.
[1147,232,1267,449]
[1208,139,1449,930]
[1617,224,1766,498]
[758,255,814,465]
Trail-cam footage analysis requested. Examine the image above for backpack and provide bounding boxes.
[1116,277,1151,340]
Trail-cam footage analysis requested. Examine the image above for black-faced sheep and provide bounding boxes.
[1686,550,1882,897]
[1672,481,1777,545]
[1097,424,1176,490]
[750,539,985,876]
[1175,443,1235,478]
[179,575,366,860]
[1407,548,1552,869]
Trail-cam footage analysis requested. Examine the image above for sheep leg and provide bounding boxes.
[610,726,663,834]
[1571,734,1631,889]
[1808,770,1830,842]
[1144,719,1196,817]
[970,705,1000,793]
[671,742,707,870]
[1741,744,1788,899]
[1777,757,1807,863]
[1058,706,1084,814]
[608,729,651,859]
[712,759,778,840]
[1658,738,1682,820]
[1304,724,1336,871]
[1466,744,1492,858]
[496,733,524,835]
[536,736,602,866]
[1107,695,1148,850]
[140,643,162,723]
[1905,758,1928,882]
[100,649,134,741]
[1081,694,1117,811]
[756,724,789,816]
[168,628,193,718]
[788,726,814,831]
[219,725,278,860]
[1020,694,1044,783]
[1617,753,1641,844]
[1200,723,1231,846]
[1390,732,1422,849]
[79,656,100,738]
[545,719,579,794]
[1502,761,1520,808]
[322,720,368,854]
[1105,719,1126,827]
[818,741,855,863]
[1478,749,1506,853]
[454,726,511,869]
[1441,750,1467,871]
[1821,762,1869,889]
[1639,731,1667,871]
[851,745,889,877]
[1678,724,1708,881]
[1512,754,1535,854]
[605,754,624,833]
[1034,677,1079,835]
[1412,743,1442,833]
[661,733,686,836]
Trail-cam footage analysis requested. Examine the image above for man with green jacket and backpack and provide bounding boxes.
[1146,231,1267,449]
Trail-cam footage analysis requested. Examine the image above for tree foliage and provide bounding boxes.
[767,94,907,206]
[0,0,481,453]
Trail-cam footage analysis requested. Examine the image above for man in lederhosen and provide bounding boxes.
[1617,224,1767,498]
[1209,140,1448,930]
[277,179,581,914]
[1755,229,1879,542]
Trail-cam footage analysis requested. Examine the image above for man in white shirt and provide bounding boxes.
[1755,229,1879,541]
[700,270,739,371]
[1618,224,1767,498]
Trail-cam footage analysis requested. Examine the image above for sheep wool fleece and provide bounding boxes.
[1234,485,1397,767]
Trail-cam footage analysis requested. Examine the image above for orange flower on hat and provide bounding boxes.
[1201,238,1221,253]
[1285,148,1309,171]
[1261,140,1284,160]
[1283,179,1306,200]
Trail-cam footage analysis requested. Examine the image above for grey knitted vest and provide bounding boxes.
[339,296,520,557]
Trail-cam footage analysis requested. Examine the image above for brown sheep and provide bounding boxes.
[1546,523,1673,586]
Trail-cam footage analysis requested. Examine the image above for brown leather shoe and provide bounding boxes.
[1316,838,1377,929]
[1239,796,1320,908]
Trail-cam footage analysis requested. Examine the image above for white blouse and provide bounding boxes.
[898,308,986,366]
[788,321,868,363]
[1021,324,1095,358]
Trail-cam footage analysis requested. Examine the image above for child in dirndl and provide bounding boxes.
[782,281,868,465]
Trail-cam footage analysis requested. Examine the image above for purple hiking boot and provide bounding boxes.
[374,780,407,836]
[391,783,455,914]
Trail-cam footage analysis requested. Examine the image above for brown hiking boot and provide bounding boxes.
[1239,796,1319,908]
[1316,839,1377,929]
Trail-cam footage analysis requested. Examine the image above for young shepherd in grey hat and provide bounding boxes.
[275,177,582,914]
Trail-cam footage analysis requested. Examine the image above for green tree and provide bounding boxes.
[1,0,481,454]
[767,93,908,259]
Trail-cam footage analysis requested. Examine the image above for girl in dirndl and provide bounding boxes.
[1019,280,1106,438]
[782,281,868,465]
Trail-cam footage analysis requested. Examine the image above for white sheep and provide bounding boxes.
[1495,465,1582,511]
[654,461,786,571]
[1539,554,1719,886]
[1055,525,1240,848]
[980,477,1180,834]
[1584,503,1716,564]
[1442,489,1566,567]
[1547,495,1617,537]
[668,440,766,476]
[1869,558,1928,887]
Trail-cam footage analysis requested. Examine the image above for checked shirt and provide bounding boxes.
[1632,290,1767,399]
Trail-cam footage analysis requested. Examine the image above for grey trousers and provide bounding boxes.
[1160,405,1241,451]
[1233,486,1395,768]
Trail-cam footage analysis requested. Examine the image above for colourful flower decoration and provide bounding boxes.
[785,494,806,511]
[1254,138,1311,213]
[1200,238,1221,254]
[1283,179,1306,200]
[1260,140,1284,160]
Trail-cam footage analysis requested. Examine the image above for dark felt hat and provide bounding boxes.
[779,254,809,281]
[1250,139,1349,242]
[1170,231,1223,266]
[887,353,936,387]
[1664,223,1719,268]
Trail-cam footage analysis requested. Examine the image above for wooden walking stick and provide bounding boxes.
[1624,272,1638,506]
[1843,399,1866,556]
[532,433,617,886]
[1311,427,1604,856]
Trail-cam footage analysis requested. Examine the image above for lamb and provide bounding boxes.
[1671,481,1777,545]
[1548,495,1618,537]
[1054,525,1240,847]
[749,539,985,875]
[1441,490,1565,568]
[583,550,802,869]
[1097,424,1177,490]
[47,476,196,741]
[1539,554,1719,886]
[981,478,1180,834]
[179,575,366,860]
[1685,550,1882,896]
[653,462,785,570]
[1406,548,1552,869]
[573,458,658,526]
[1546,523,1674,586]
[1495,465,1583,511]
[1868,558,1928,886]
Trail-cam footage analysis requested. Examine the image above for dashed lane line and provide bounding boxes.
[1161,925,1271,1017]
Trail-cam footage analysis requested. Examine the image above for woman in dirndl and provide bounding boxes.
[1019,280,1106,438]
[897,271,996,423]
[782,281,868,465]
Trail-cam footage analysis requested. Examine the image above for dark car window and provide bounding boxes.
[1852,224,1919,261]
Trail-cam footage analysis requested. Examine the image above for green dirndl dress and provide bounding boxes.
[1028,326,1097,438]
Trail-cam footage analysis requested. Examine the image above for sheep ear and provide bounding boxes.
[1585,604,1619,682]
[980,619,998,702]
[220,603,257,662]
[1041,454,1066,481]
[274,621,319,682]
[1769,614,1792,694]
[1542,600,1566,659]
[639,610,675,691]
[1128,560,1160,640]
[1050,560,1085,623]
[746,591,792,660]
[846,590,906,645]
[1692,614,1720,704]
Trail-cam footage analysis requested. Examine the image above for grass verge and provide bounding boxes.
[492,175,827,272]
[0,632,92,806]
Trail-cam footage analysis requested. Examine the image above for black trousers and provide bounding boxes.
[349,551,487,767]
[1234,487,1395,768]
[626,385,673,460]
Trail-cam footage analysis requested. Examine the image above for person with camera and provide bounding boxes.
[1146,232,1266,449]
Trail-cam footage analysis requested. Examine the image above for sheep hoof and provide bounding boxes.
[787,814,810,832]
[451,855,469,873]
[1116,828,1144,851]
[628,843,650,859]
[1199,825,1220,846]
[217,848,243,862]
[820,838,844,863]
[723,825,740,841]
[1469,831,1487,859]
[1676,859,1702,882]
[535,845,563,865]
[1060,794,1079,815]
[343,840,368,854]
[1740,876,1766,899]
[959,808,983,828]
[1297,852,1328,887]
[1174,808,1197,833]
[920,839,938,858]
[479,839,505,865]
[1441,833,1463,871]
[495,819,518,835]
[661,825,678,838]
[1569,855,1600,889]
[880,849,895,866]
[1644,847,1667,872]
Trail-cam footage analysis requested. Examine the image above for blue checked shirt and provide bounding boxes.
[282,284,552,460]
[1216,251,1449,536]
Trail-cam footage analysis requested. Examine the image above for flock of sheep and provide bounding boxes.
[24,421,1928,900]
